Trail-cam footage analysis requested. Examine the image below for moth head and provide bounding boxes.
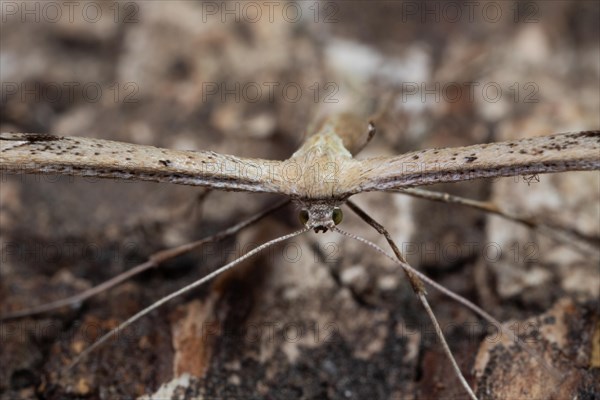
[298,201,343,233]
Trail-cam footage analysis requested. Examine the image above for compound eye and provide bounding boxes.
[332,207,343,225]
[299,209,309,225]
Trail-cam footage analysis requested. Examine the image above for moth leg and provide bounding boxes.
[343,200,478,400]
[343,200,565,398]
[0,199,289,321]
[394,187,599,257]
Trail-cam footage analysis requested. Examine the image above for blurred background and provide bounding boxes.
[1,1,599,398]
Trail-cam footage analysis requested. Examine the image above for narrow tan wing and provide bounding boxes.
[355,131,600,192]
[0,133,284,193]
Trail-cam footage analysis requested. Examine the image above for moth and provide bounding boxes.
[1,113,599,399]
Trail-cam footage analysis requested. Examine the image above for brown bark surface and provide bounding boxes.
[1,2,598,399]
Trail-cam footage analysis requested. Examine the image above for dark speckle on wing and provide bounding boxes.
[23,134,61,142]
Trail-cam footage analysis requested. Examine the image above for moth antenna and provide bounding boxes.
[343,200,565,381]
[66,226,308,370]
[334,226,478,400]
[0,200,290,321]
[396,188,599,256]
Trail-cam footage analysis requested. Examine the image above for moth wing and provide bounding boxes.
[351,131,600,193]
[0,133,285,193]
